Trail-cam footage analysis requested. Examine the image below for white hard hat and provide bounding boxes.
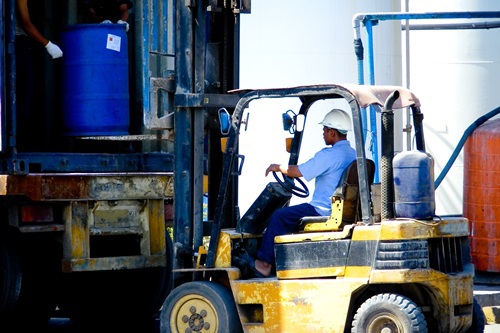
[318,109,352,132]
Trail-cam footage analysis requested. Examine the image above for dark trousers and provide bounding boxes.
[257,203,320,264]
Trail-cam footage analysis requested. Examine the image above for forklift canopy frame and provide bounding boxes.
[205,83,420,267]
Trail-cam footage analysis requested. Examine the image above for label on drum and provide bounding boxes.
[106,34,121,52]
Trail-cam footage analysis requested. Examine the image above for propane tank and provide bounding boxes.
[393,150,436,219]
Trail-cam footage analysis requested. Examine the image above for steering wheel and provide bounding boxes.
[272,171,309,198]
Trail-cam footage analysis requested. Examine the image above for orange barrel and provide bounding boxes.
[464,118,500,272]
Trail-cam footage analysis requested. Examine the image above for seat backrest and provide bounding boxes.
[336,159,375,224]
[298,159,376,232]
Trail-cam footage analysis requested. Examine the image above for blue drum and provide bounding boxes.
[61,24,130,136]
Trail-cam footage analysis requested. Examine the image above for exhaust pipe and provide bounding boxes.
[381,90,399,220]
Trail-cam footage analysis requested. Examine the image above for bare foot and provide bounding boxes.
[254,259,272,277]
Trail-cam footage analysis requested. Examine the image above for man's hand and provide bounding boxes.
[265,164,302,178]
[265,164,281,176]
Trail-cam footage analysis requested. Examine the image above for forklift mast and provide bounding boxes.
[0,0,250,328]
[172,0,250,267]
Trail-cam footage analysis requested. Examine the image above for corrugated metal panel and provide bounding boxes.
[137,0,175,131]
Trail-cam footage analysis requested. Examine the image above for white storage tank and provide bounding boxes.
[403,0,500,215]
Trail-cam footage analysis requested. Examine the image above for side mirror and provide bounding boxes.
[282,110,304,133]
[218,108,231,135]
[282,110,295,132]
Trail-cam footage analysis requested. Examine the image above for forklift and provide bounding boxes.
[160,84,483,333]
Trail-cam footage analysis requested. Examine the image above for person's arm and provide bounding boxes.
[86,7,101,23]
[16,0,48,46]
[16,0,62,58]
[265,164,302,178]
[80,0,100,22]
[118,4,129,21]
[117,3,130,32]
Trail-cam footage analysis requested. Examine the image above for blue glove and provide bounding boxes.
[100,20,112,24]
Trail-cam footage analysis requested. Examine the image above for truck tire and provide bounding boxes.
[465,297,485,333]
[352,293,428,333]
[160,281,242,333]
[0,237,21,312]
[73,233,174,328]
[0,237,56,330]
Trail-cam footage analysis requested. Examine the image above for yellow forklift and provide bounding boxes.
[160,84,484,333]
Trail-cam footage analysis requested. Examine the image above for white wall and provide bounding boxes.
[239,0,500,217]
[238,0,402,214]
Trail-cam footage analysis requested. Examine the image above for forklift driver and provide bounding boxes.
[250,109,356,277]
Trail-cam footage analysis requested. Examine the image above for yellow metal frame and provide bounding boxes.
[220,218,474,332]
[302,195,344,232]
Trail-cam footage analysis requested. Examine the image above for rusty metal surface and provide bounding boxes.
[62,198,167,271]
[91,200,145,232]
[61,254,167,272]
[18,224,65,232]
[0,173,174,201]
[231,278,365,333]
[379,216,470,240]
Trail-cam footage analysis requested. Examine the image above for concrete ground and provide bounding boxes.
[485,324,500,333]
[474,283,500,331]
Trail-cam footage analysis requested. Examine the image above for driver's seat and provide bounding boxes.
[298,159,375,232]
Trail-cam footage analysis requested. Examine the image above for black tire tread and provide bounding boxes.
[352,293,427,333]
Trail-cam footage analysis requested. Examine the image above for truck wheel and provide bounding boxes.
[0,237,55,330]
[0,237,21,312]
[465,297,485,333]
[351,293,428,333]
[71,232,174,328]
[160,281,242,333]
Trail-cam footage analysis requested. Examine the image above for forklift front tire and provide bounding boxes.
[160,281,242,333]
[351,293,428,333]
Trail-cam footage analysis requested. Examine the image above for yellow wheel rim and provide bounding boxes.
[170,294,219,333]
[366,313,404,333]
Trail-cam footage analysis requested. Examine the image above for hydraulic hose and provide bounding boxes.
[434,106,500,189]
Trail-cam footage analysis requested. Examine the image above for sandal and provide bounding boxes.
[237,252,266,278]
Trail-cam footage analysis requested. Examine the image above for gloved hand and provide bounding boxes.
[117,20,129,32]
[100,19,113,24]
[45,41,63,59]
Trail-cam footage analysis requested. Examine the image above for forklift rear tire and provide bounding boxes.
[160,281,242,333]
[351,293,428,333]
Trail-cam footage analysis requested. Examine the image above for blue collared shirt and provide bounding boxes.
[298,140,356,215]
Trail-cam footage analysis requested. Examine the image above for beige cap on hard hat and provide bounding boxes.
[319,109,352,133]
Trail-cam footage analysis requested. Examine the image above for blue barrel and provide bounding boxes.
[61,24,129,136]
[393,150,435,219]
